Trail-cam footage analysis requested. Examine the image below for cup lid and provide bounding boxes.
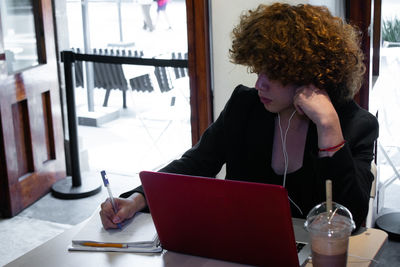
[304,201,355,235]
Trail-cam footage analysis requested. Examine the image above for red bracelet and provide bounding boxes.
[319,140,346,152]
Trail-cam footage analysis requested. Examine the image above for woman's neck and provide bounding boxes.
[277,108,308,130]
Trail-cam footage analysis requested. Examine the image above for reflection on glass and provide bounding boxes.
[0,0,39,73]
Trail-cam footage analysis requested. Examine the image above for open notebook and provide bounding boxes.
[140,171,311,266]
[69,209,161,253]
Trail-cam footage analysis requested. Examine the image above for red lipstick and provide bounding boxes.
[259,96,272,105]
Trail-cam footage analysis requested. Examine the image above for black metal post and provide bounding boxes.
[64,51,81,185]
[51,49,188,199]
[51,50,102,199]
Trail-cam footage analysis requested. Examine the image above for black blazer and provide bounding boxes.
[124,85,379,228]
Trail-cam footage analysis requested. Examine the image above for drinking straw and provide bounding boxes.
[326,179,333,214]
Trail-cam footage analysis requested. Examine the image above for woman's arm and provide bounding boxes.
[317,112,378,228]
[294,85,378,228]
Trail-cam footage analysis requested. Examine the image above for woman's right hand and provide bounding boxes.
[99,192,147,229]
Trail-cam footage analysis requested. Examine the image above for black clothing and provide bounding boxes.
[122,85,379,228]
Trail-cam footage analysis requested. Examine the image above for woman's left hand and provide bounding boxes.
[293,85,344,154]
[293,84,336,126]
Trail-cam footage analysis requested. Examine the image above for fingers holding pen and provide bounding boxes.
[100,199,119,229]
[99,197,138,229]
[113,198,136,223]
[100,198,124,229]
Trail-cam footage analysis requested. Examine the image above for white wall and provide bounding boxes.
[209,0,344,118]
[308,0,345,18]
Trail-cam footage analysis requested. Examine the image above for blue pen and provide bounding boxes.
[101,170,122,229]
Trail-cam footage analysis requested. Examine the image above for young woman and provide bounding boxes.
[100,3,378,230]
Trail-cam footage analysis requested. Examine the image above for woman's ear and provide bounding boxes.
[293,86,306,116]
[293,102,305,116]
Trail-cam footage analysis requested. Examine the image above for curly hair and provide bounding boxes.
[229,3,365,103]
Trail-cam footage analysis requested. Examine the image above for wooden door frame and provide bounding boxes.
[186,0,213,145]
[372,0,382,79]
[345,0,374,110]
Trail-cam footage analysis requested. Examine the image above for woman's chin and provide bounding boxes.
[262,103,277,113]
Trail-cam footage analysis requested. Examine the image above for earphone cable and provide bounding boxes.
[278,110,296,188]
[278,110,303,215]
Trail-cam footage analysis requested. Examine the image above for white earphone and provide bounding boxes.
[277,110,303,215]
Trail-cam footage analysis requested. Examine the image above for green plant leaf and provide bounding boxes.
[382,17,400,43]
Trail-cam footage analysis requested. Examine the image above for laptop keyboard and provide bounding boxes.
[296,242,307,253]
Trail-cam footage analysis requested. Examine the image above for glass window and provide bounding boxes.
[0,0,39,73]
[63,0,191,176]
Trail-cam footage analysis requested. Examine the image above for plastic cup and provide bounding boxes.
[304,202,355,267]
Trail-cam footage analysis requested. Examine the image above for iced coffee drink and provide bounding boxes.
[305,202,355,267]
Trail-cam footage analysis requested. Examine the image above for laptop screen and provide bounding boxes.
[140,171,302,266]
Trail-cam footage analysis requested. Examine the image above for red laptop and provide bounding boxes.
[139,171,311,266]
